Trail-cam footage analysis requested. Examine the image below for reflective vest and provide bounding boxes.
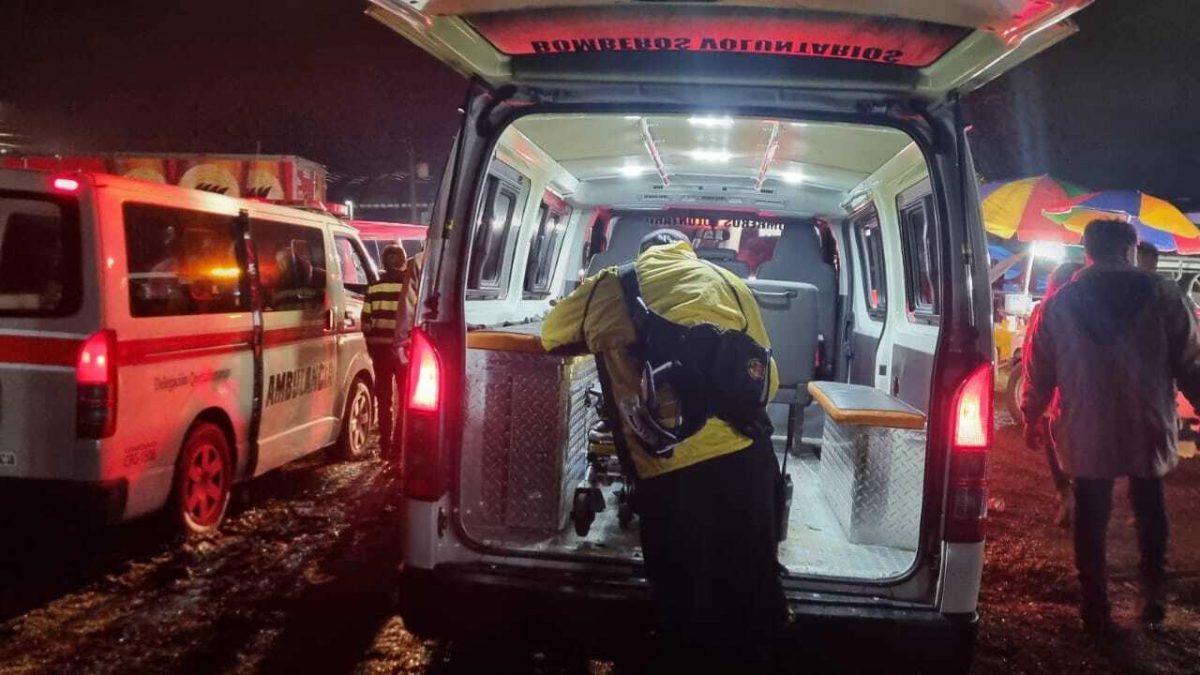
[361,274,412,348]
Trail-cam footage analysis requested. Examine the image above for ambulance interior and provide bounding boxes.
[458,113,939,582]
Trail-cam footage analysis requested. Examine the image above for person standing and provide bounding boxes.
[1023,219,1200,633]
[361,245,412,463]
[542,229,786,673]
[1022,260,1083,527]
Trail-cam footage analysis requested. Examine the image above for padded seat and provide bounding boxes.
[747,279,820,450]
[758,223,837,368]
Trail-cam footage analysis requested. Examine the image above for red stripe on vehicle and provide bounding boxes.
[118,330,255,366]
[262,324,329,346]
[0,334,82,367]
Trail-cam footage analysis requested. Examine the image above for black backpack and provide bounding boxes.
[614,261,774,458]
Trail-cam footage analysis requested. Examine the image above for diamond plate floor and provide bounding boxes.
[778,453,916,580]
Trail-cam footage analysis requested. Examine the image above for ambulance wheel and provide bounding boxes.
[572,491,594,537]
[337,375,374,460]
[1005,368,1024,425]
[173,422,232,536]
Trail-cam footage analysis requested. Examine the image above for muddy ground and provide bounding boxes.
[4,421,1200,674]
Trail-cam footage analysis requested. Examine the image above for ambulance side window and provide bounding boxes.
[334,235,372,296]
[124,203,247,318]
[524,201,569,298]
[898,193,940,322]
[853,209,887,320]
[467,166,527,299]
[251,220,328,312]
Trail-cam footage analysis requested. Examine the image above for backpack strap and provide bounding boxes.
[617,262,649,336]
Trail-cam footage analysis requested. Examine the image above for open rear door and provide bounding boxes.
[366,0,1089,98]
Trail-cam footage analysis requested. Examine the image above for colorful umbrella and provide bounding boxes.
[1045,191,1200,254]
[980,176,1090,243]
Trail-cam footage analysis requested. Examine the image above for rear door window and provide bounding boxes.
[898,193,940,321]
[0,193,81,316]
[124,203,247,317]
[251,220,328,312]
[853,208,887,320]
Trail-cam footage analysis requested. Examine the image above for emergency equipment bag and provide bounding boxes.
[615,262,774,458]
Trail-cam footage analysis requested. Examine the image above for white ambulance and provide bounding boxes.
[372,0,1092,670]
[0,169,379,534]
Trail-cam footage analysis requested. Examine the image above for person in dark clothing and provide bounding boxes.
[361,245,413,462]
[1023,219,1200,633]
[1022,260,1084,527]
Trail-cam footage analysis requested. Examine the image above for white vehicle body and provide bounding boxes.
[0,169,378,528]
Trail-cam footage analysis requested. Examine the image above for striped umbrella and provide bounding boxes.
[1045,191,1200,254]
[980,176,1090,243]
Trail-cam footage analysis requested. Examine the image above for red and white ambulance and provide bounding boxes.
[0,169,379,534]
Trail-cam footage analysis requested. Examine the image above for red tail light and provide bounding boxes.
[945,363,993,543]
[408,329,441,413]
[52,176,81,193]
[77,330,118,438]
[403,328,446,501]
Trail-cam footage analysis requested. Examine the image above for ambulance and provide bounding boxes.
[0,169,379,534]
[370,1,1092,670]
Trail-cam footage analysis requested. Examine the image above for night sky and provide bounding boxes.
[2,1,1198,201]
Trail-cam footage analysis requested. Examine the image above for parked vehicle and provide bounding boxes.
[347,219,427,268]
[0,169,378,534]
[371,0,1092,669]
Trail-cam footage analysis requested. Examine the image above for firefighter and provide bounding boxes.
[542,229,786,674]
[361,245,413,463]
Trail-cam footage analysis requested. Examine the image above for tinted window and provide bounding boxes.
[854,210,887,320]
[467,175,522,295]
[898,195,939,319]
[334,235,371,295]
[524,202,569,296]
[0,194,81,316]
[124,203,247,317]
[251,220,327,312]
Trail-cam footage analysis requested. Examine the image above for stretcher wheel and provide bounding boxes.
[572,491,595,537]
[618,501,634,530]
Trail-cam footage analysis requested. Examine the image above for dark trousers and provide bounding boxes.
[1073,477,1169,614]
[636,437,787,674]
[368,347,404,460]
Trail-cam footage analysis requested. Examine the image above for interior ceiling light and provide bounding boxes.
[689,149,732,162]
[624,115,642,121]
[620,166,646,178]
[688,116,734,128]
[781,171,805,185]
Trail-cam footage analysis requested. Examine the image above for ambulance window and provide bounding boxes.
[468,173,524,298]
[124,204,247,318]
[0,194,81,317]
[334,235,371,295]
[898,194,940,321]
[853,209,887,320]
[250,220,328,312]
[524,203,569,297]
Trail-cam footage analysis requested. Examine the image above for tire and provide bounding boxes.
[1005,366,1024,424]
[572,491,594,537]
[173,422,233,536]
[337,375,374,460]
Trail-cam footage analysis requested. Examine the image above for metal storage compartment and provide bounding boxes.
[809,382,927,551]
[459,331,597,535]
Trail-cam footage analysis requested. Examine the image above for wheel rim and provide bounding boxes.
[184,440,227,527]
[349,384,371,454]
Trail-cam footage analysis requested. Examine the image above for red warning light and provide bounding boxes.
[52,177,81,193]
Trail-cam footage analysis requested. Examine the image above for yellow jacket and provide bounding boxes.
[542,241,778,479]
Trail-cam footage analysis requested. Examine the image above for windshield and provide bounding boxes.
[0,193,81,317]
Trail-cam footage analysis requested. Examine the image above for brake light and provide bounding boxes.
[945,363,993,543]
[52,176,81,193]
[77,330,118,438]
[408,329,441,413]
[403,328,446,501]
